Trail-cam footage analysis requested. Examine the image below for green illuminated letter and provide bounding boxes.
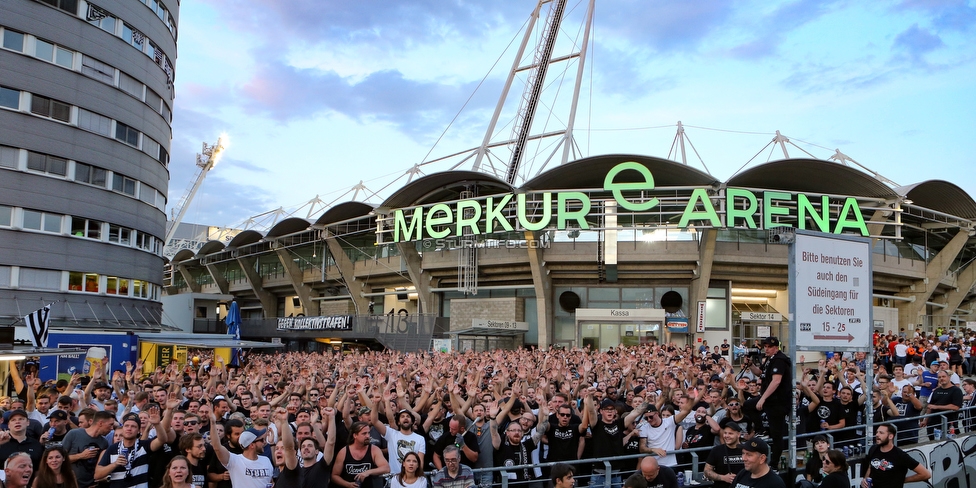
[763,191,792,229]
[557,192,591,230]
[603,162,658,211]
[798,194,830,233]
[726,188,758,229]
[455,200,482,237]
[394,208,422,242]
[678,189,721,228]
[517,193,552,231]
[485,194,514,233]
[425,203,453,239]
[833,198,869,236]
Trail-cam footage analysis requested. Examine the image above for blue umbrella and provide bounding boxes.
[225,300,242,367]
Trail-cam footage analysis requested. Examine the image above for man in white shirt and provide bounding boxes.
[210,412,273,488]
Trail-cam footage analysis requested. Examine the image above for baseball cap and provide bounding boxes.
[358,406,371,415]
[644,404,658,413]
[5,409,28,421]
[239,428,267,448]
[761,337,780,347]
[122,413,141,428]
[92,381,111,391]
[709,374,722,382]
[599,398,616,409]
[931,361,940,366]
[48,410,69,421]
[741,437,769,454]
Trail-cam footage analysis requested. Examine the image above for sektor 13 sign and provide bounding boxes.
[387,162,870,243]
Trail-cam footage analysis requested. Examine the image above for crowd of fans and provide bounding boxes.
[0,327,969,488]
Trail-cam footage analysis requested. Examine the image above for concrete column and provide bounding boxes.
[525,230,552,348]
[205,264,230,295]
[325,231,372,315]
[689,229,717,334]
[236,256,277,318]
[897,229,971,328]
[274,248,320,316]
[932,260,976,327]
[177,264,201,293]
[394,242,434,314]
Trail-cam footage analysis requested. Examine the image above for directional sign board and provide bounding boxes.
[790,232,873,351]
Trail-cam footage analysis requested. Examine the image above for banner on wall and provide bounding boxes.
[665,318,689,334]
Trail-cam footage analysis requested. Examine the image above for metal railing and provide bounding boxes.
[469,405,976,488]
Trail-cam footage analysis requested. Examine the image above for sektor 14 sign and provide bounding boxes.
[790,232,873,351]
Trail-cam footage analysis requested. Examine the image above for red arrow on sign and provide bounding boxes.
[813,334,855,342]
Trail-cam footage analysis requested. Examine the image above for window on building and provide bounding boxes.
[133,279,146,298]
[158,145,168,165]
[70,216,103,239]
[155,191,166,210]
[142,137,160,161]
[108,225,131,245]
[122,23,144,51]
[22,209,62,233]
[114,122,140,147]
[30,94,71,123]
[77,108,112,136]
[112,173,137,196]
[0,266,10,287]
[26,152,67,176]
[86,5,117,33]
[145,89,162,114]
[34,39,73,68]
[161,102,171,122]
[39,0,78,14]
[20,268,61,291]
[81,56,115,85]
[118,72,142,99]
[0,146,17,169]
[2,30,25,52]
[0,86,19,109]
[139,185,155,204]
[68,271,100,293]
[0,205,11,227]
[74,162,107,187]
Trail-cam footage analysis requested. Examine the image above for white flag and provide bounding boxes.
[25,304,51,348]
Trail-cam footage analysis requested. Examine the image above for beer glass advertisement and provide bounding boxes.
[56,344,112,381]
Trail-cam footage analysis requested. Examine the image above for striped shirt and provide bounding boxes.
[97,440,150,488]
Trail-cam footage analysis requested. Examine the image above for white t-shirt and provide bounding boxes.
[224,452,274,488]
[895,344,908,357]
[390,476,429,488]
[384,428,426,474]
[639,416,678,467]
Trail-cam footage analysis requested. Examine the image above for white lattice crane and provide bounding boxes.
[164,136,228,248]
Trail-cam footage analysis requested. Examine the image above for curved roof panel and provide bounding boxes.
[315,201,375,226]
[727,159,898,199]
[897,180,976,219]
[380,171,513,209]
[172,249,196,264]
[522,154,719,190]
[227,230,263,248]
[196,241,225,257]
[265,217,311,238]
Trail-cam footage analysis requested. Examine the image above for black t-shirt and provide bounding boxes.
[277,464,302,488]
[705,445,744,488]
[589,419,627,471]
[819,471,851,488]
[493,438,537,481]
[683,423,715,449]
[301,457,332,488]
[760,352,792,405]
[837,400,862,441]
[431,430,480,468]
[929,385,964,424]
[187,457,208,487]
[721,343,731,356]
[862,445,920,487]
[812,398,844,432]
[544,423,583,463]
[730,468,786,488]
[646,465,678,488]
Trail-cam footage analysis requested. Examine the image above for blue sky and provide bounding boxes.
[168,0,976,230]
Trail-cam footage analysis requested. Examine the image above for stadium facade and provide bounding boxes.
[1,0,176,332]
[163,155,976,352]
